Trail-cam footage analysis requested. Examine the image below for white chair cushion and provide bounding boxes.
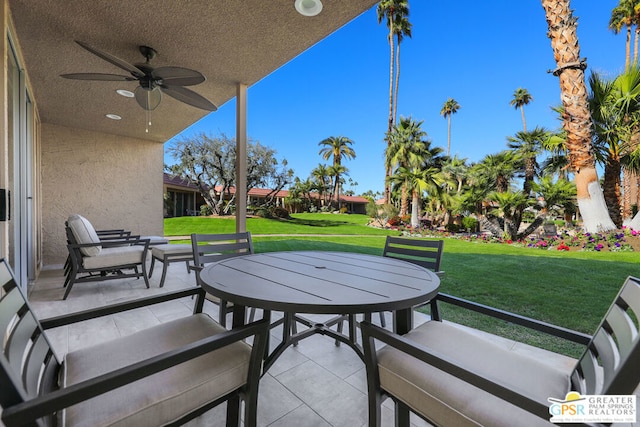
[62,313,251,427]
[377,321,574,427]
[68,214,101,257]
[82,246,145,269]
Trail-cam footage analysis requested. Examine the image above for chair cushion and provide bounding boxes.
[377,321,574,427]
[152,243,194,258]
[82,246,145,269]
[61,313,251,427]
[68,214,101,256]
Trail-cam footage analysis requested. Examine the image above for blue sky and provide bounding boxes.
[166,0,624,195]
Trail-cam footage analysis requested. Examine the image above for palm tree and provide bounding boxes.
[440,155,468,194]
[440,98,461,156]
[385,117,428,215]
[391,166,442,227]
[318,136,356,208]
[609,0,638,68]
[488,191,532,239]
[473,150,521,193]
[509,88,533,132]
[542,0,616,232]
[377,0,409,204]
[310,163,331,207]
[392,14,412,123]
[507,127,549,196]
[532,176,577,222]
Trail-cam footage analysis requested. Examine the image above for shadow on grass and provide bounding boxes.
[254,239,381,255]
[286,218,352,227]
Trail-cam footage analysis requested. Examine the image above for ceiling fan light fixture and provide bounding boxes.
[135,86,162,111]
[116,89,135,98]
[295,0,322,16]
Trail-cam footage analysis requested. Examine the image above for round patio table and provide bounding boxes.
[199,250,440,371]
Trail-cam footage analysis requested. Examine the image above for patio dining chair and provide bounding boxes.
[190,232,256,327]
[0,258,269,427]
[360,276,640,426]
[375,236,444,327]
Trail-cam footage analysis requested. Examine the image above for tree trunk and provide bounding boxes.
[393,43,401,124]
[400,183,408,216]
[520,106,527,132]
[447,115,452,156]
[411,190,420,227]
[603,157,622,227]
[541,0,615,233]
[384,25,395,205]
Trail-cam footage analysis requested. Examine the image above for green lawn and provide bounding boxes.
[164,213,394,236]
[166,213,640,357]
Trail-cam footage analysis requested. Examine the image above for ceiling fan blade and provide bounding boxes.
[161,85,217,111]
[61,73,137,81]
[134,86,162,111]
[75,40,144,78]
[152,67,205,86]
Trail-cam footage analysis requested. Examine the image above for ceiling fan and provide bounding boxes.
[61,41,217,112]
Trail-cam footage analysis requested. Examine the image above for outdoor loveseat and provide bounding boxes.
[0,258,269,426]
[361,277,640,426]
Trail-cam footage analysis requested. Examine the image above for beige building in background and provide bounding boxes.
[0,0,376,292]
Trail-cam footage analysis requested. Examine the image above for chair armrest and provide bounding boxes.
[96,229,132,239]
[2,318,270,426]
[360,321,553,421]
[431,293,591,345]
[40,288,205,329]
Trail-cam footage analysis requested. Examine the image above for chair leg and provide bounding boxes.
[149,256,156,278]
[219,301,228,328]
[379,311,386,328]
[63,270,77,300]
[159,260,169,288]
[226,393,241,426]
[395,401,411,427]
[141,261,150,289]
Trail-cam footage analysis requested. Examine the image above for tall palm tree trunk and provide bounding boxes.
[393,43,401,123]
[542,0,615,232]
[446,115,452,156]
[520,106,527,132]
[385,27,395,205]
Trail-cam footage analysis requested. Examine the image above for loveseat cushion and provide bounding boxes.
[377,321,574,427]
[68,215,101,257]
[82,246,145,270]
[62,313,251,427]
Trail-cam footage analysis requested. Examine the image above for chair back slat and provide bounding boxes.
[383,236,444,273]
[571,276,640,395]
[7,311,39,373]
[24,334,55,396]
[191,232,254,269]
[0,259,60,415]
[606,305,636,355]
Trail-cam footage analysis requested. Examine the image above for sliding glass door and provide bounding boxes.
[7,34,35,290]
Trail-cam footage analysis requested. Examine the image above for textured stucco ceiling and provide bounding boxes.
[9,0,376,142]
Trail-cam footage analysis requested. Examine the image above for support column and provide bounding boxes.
[236,83,247,233]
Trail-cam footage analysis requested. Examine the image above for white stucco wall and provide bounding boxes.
[41,123,164,265]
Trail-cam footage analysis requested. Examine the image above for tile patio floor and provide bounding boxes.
[27,260,576,427]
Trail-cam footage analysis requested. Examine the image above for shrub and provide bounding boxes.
[339,207,348,214]
[200,204,213,216]
[445,223,461,232]
[461,216,478,232]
